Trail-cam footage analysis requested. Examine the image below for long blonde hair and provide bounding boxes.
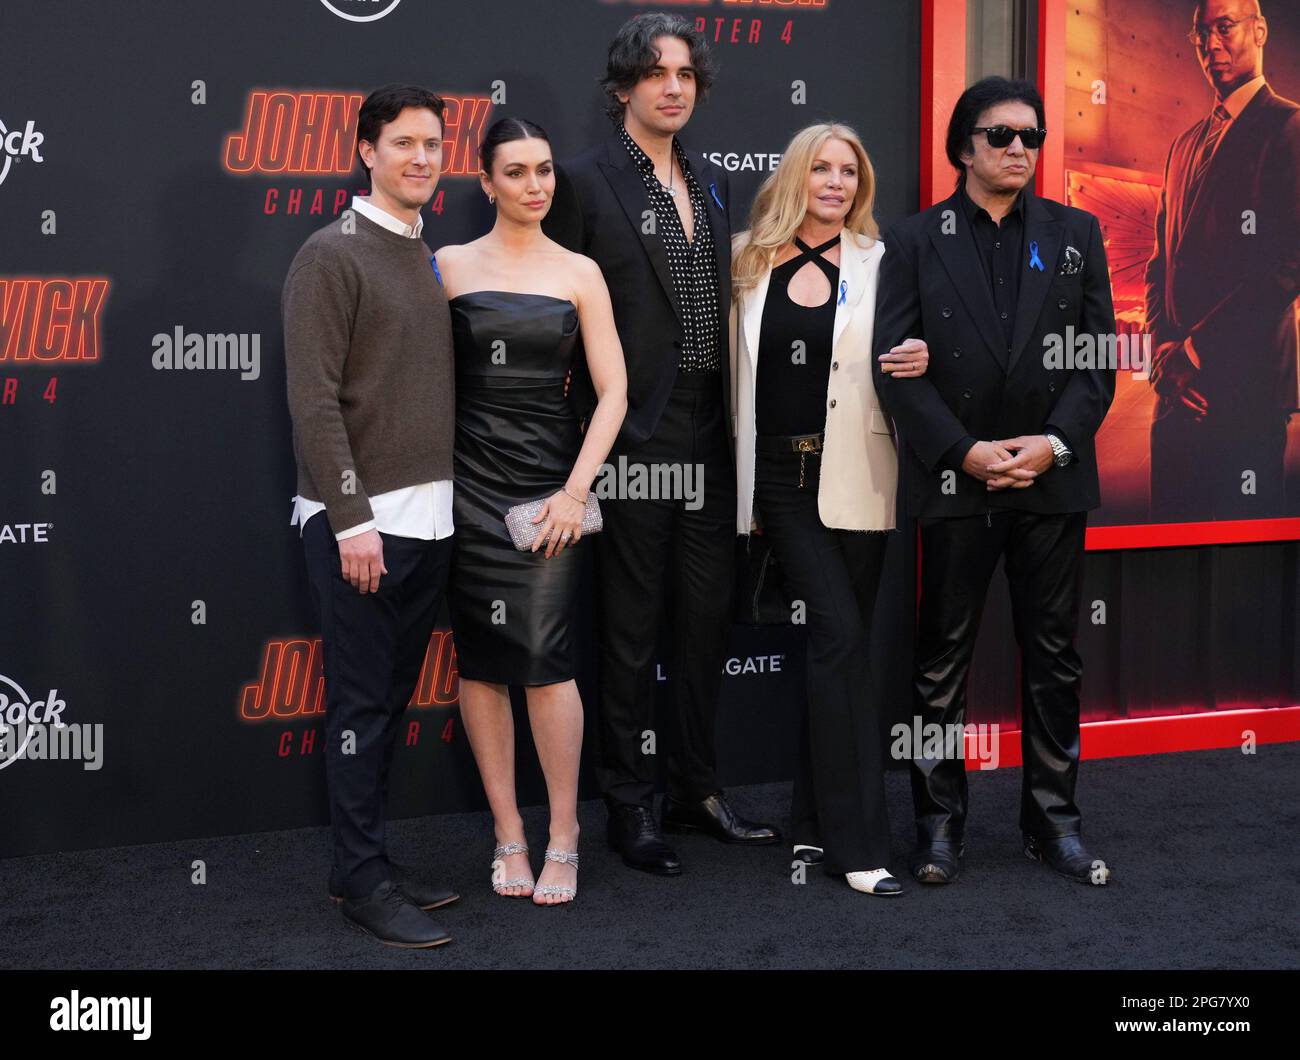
[733,122,879,296]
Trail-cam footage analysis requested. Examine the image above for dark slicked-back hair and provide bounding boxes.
[356,84,446,187]
[945,76,1045,184]
[479,116,551,174]
[599,12,718,121]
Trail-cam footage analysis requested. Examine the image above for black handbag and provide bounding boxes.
[734,530,794,626]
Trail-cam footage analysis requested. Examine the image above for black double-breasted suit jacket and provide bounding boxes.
[873,188,1117,518]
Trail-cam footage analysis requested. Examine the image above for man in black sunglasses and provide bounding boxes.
[1145,1,1300,521]
[873,77,1117,886]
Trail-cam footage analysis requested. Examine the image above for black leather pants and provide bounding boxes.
[911,509,1088,844]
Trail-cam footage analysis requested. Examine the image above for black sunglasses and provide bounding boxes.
[973,125,1047,149]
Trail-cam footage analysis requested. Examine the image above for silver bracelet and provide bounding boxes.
[563,486,588,504]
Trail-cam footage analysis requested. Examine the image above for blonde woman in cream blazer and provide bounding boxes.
[729,122,929,895]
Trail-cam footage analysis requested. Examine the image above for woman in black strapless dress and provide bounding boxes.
[434,118,627,906]
[448,290,584,685]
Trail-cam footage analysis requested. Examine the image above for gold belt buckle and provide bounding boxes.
[793,435,820,489]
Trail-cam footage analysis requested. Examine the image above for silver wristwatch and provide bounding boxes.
[1045,432,1073,468]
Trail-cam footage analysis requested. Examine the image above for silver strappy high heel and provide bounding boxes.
[532,848,579,905]
[491,841,534,898]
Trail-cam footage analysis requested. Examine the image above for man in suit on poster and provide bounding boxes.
[545,12,778,875]
[873,77,1117,886]
[1145,0,1300,521]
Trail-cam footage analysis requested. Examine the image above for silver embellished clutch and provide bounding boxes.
[504,492,603,551]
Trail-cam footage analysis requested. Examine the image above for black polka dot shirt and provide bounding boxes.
[617,122,721,373]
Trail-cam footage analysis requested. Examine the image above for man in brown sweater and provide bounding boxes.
[283,84,458,948]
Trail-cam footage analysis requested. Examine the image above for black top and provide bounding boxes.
[935,183,1030,471]
[958,181,1026,347]
[755,235,840,436]
[617,122,720,373]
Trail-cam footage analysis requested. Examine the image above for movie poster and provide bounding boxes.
[1064,0,1300,534]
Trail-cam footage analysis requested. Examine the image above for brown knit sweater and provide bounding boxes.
[282,210,454,534]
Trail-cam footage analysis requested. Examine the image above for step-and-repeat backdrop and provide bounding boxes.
[1,0,925,856]
[4,1,1296,858]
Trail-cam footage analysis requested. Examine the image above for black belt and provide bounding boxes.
[755,432,823,489]
[755,431,824,454]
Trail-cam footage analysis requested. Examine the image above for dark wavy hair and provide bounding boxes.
[599,12,718,122]
[945,76,1045,185]
[356,84,446,188]
[479,117,550,174]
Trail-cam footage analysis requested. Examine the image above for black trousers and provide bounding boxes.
[911,508,1087,844]
[1150,399,1290,521]
[754,447,891,873]
[595,372,737,810]
[302,513,452,899]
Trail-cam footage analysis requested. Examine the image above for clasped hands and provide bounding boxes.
[962,435,1054,491]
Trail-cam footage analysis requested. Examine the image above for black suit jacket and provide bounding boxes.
[872,188,1116,517]
[544,130,733,450]
[1144,82,1300,417]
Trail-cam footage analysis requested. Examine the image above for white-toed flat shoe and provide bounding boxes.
[792,844,824,865]
[845,868,904,895]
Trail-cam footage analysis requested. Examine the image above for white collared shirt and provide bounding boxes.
[1220,74,1267,122]
[290,195,453,542]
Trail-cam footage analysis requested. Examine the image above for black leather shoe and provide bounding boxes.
[607,805,682,876]
[661,792,780,845]
[1024,834,1112,885]
[340,880,452,948]
[329,865,460,911]
[792,844,824,866]
[909,840,964,884]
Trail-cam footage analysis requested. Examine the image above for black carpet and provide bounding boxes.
[3,745,1297,970]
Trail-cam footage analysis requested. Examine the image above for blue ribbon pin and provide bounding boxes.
[430,254,443,286]
[838,280,847,305]
[1028,241,1044,271]
[708,182,725,211]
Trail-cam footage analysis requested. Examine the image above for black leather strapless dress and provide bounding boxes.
[447,291,582,685]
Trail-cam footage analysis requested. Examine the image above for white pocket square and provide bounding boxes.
[1059,246,1084,275]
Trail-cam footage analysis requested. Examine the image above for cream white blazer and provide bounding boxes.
[730,228,898,533]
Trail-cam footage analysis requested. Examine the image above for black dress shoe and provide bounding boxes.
[340,880,452,948]
[661,792,780,845]
[1024,834,1112,885]
[909,840,964,884]
[607,804,682,876]
[329,866,460,911]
